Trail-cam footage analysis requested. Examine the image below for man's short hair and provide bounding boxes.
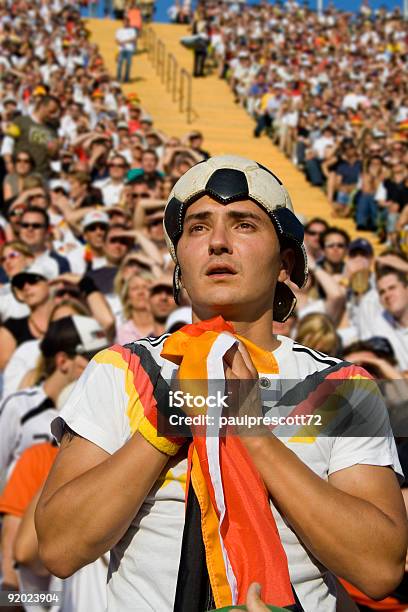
[142,149,159,162]
[22,206,50,228]
[37,94,61,109]
[320,226,350,249]
[304,217,329,233]
[376,266,408,287]
[70,171,91,186]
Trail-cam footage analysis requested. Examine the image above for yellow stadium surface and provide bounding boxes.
[88,18,379,245]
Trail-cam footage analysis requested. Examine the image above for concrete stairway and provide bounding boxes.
[87,18,377,243]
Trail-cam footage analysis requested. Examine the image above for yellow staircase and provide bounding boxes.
[87,19,375,242]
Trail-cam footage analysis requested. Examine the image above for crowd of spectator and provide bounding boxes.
[193,0,408,246]
[0,0,408,611]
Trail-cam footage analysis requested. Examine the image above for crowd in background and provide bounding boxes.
[188,0,408,245]
[0,0,407,611]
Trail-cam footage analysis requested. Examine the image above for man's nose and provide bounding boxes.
[208,220,232,256]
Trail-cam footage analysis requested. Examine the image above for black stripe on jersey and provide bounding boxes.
[0,389,38,419]
[20,397,54,425]
[294,343,329,359]
[276,360,347,408]
[125,342,187,434]
[292,345,338,368]
[143,333,171,346]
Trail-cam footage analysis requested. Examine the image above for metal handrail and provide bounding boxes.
[142,26,196,124]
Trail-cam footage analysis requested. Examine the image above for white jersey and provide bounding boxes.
[0,385,57,479]
[52,335,401,612]
[1,340,40,400]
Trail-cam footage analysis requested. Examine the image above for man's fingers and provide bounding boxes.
[236,341,258,379]
[246,582,269,612]
[223,342,256,379]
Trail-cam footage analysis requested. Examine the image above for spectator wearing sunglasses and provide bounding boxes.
[83,226,135,300]
[0,262,55,370]
[0,241,34,322]
[318,227,350,277]
[19,207,70,277]
[93,154,128,207]
[303,217,329,261]
[3,150,35,201]
[67,210,109,276]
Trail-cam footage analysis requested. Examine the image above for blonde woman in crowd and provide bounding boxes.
[295,313,341,357]
[116,272,155,344]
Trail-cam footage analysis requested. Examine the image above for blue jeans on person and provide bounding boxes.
[355,192,378,230]
[305,158,325,186]
[117,49,133,83]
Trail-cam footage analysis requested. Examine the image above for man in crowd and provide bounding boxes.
[19,207,70,276]
[358,268,408,373]
[2,95,61,178]
[35,157,406,611]
[115,16,137,83]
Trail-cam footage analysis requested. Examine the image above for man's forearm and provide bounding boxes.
[36,432,168,578]
[241,434,406,598]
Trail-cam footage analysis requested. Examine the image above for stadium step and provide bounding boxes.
[88,19,380,247]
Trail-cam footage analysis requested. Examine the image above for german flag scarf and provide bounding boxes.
[161,316,297,611]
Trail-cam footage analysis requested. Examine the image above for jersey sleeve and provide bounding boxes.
[327,364,403,479]
[52,346,133,454]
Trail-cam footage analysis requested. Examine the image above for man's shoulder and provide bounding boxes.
[278,336,342,375]
[91,335,172,379]
[291,341,342,372]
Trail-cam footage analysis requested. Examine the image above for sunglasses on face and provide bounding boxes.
[0,250,22,264]
[13,274,45,290]
[109,163,126,168]
[132,192,150,199]
[86,223,107,232]
[108,237,133,246]
[20,222,46,230]
[325,242,346,249]
[16,157,31,163]
[306,229,324,236]
[54,287,81,299]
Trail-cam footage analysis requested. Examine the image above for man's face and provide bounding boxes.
[323,232,347,265]
[377,274,408,320]
[177,196,290,320]
[108,156,127,181]
[43,100,61,124]
[84,222,107,249]
[104,231,132,265]
[149,286,175,322]
[20,212,48,249]
[142,153,157,174]
[147,218,164,242]
[304,222,326,252]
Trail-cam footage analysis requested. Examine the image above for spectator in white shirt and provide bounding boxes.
[115,17,137,83]
[358,268,408,372]
[94,154,128,207]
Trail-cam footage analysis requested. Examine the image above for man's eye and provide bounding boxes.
[238,222,254,230]
[190,224,205,233]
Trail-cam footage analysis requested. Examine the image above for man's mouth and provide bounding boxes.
[206,264,237,277]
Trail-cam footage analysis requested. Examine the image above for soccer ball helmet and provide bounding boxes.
[163,155,308,321]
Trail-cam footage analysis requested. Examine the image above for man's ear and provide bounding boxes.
[55,351,72,375]
[278,248,295,283]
